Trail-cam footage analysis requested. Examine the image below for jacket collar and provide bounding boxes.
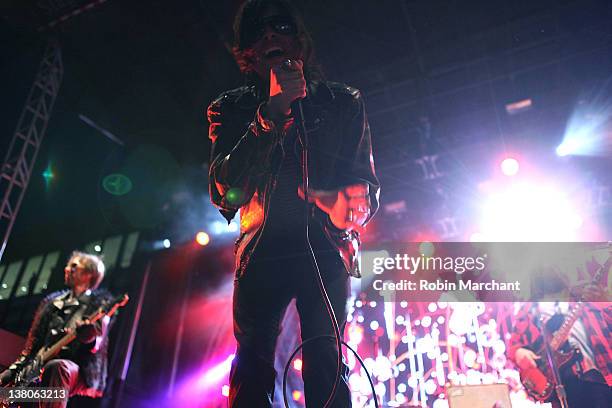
[52,289,92,309]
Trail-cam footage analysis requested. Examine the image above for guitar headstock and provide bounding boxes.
[104,293,129,317]
[88,293,129,323]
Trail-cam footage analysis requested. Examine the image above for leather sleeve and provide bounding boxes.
[507,302,541,364]
[207,95,281,222]
[9,297,54,370]
[336,89,380,225]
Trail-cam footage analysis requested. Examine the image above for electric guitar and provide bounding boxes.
[3,293,129,390]
[519,253,610,402]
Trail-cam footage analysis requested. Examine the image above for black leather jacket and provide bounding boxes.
[208,80,380,278]
[9,289,113,397]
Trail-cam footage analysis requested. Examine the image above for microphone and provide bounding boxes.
[281,58,307,142]
[292,98,308,153]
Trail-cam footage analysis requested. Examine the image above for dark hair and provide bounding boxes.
[232,0,322,82]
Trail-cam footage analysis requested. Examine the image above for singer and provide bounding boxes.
[207,1,379,406]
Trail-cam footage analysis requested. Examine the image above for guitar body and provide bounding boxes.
[0,294,129,408]
[519,252,611,403]
[520,346,581,402]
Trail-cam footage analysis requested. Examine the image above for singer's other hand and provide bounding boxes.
[266,59,306,120]
[299,183,370,231]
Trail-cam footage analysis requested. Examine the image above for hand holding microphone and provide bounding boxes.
[265,59,306,122]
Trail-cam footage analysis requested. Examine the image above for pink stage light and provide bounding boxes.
[197,354,235,388]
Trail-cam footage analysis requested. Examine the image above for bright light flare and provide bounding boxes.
[478,182,582,241]
[558,95,612,157]
[500,157,519,176]
[211,221,240,235]
[197,354,235,388]
[292,390,302,401]
[293,358,302,371]
[196,231,210,246]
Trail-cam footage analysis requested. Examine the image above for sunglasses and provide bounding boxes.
[245,15,297,46]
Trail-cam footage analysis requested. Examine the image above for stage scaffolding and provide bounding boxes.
[0,40,63,262]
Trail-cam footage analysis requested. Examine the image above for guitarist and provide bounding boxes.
[0,251,114,407]
[508,277,612,407]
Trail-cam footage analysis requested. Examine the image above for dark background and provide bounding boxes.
[1,1,611,407]
[2,0,610,262]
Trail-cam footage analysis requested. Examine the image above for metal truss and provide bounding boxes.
[0,39,63,262]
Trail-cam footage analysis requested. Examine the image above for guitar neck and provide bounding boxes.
[39,309,104,364]
[549,303,583,351]
[549,253,610,350]
[41,332,76,362]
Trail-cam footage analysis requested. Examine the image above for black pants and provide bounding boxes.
[552,370,612,408]
[228,238,352,407]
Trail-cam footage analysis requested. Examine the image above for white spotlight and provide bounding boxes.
[500,157,519,176]
[556,139,581,157]
[478,182,582,241]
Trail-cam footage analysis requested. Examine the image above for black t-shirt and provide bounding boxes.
[253,127,329,260]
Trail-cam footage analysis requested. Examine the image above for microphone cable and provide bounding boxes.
[281,98,379,408]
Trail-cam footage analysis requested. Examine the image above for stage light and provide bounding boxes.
[374,382,387,397]
[211,221,225,235]
[293,358,302,371]
[163,239,171,248]
[292,390,301,401]
[348,324,364,345]
[505,98,532,115]
[556,139,581,156]
[500,157,519,176]
[478,182,583,241]
[196,232,210,246]
[221,385,229,397]
[94,244,102,252]
[198,354,234,388]
[469,232,485,242]
[558,96,612,157]
[42,163,54,189]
